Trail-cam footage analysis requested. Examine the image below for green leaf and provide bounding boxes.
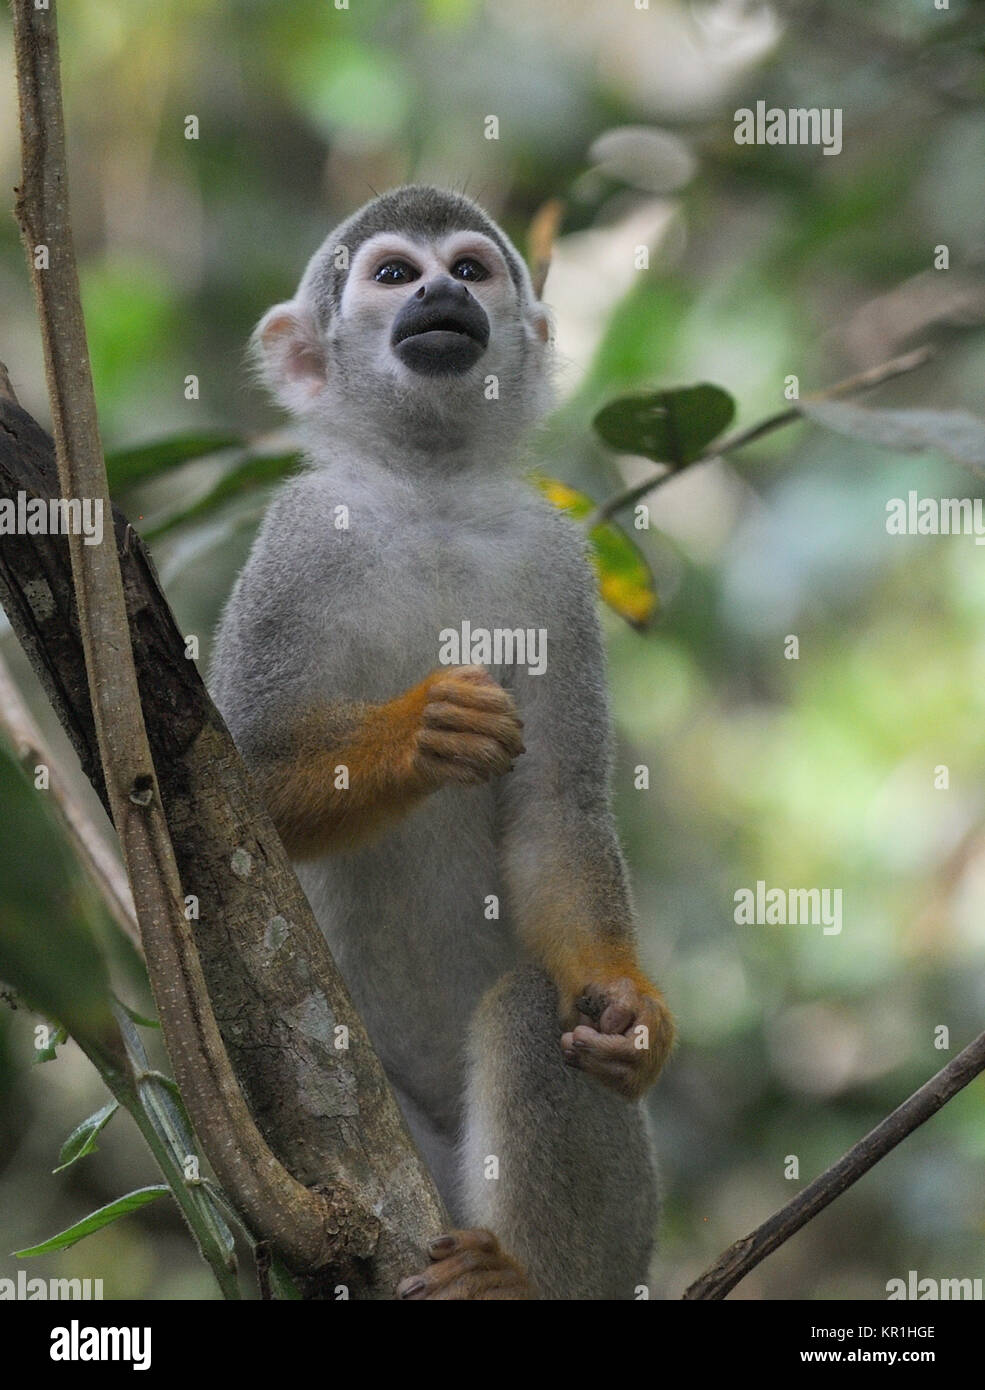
[594,383,736,467]
[114,999,159,1029]
[105,432,244,489]
[33,1023,68,1064]
[799,401,985,476]
[14,1186,169,1256]
[53,1101,119,1173]
[143,451,301,539]
[535,477,658,629]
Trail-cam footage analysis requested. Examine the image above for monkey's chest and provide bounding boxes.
[355,522,548,690]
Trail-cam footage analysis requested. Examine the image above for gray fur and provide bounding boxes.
[462,967,658,1299]
[211,187,659,1299]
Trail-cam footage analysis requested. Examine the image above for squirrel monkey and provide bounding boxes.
[211,186,674,1299]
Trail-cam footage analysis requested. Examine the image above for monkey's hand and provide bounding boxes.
[257,664,523,856]
[561,977,674,1100]
[396,1229,536,1301]
[411,665,525,789]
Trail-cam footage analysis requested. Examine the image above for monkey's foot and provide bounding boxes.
[396,1229,535,1300]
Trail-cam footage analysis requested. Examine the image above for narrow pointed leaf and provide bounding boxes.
[114,999,159,1029]
[143,451,301,539]
[14,1187,169,1257]
[53,1101,119,1173]
[105,432,244,489]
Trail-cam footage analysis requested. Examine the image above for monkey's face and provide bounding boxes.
[341,230,536,379]
[335,231,551,422]
[357,234,495,378]
[254,226,552,449]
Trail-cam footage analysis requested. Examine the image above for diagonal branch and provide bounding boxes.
[683,1026,985,1299]
[0,367,137,948]
[590,346,936,527]
[0,649,139,948]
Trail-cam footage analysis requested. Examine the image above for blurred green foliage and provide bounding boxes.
[1,0,985,1300]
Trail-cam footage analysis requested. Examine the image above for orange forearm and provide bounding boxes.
[255,664,524,859]
[507,853,676,1084]
[258,676,436,858]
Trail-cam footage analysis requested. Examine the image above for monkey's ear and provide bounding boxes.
[527,305,553,346]
[250,300,327,414]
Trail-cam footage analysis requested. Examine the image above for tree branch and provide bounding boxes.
[683,1027,985,1299]
[0,369,137,946]
[0,650,139,949]
[8,0,445,1291]
[590,346,936,526]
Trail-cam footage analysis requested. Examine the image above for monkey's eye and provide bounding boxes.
[450,258,489,283]
[374,260,420,285]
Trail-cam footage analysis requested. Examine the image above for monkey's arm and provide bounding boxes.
[496,534,674,1099]
[248,665,523,859]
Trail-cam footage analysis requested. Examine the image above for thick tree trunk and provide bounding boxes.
[0,394,447,1296]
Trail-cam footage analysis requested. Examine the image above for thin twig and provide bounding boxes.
[0,650,139,947]
[590,345,936,526]
[12,0,349,1274]
[683,1027,985,1300]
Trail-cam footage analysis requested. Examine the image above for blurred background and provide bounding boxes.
[1,0,984,1300]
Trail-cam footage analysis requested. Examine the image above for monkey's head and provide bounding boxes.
[252,186,554,455]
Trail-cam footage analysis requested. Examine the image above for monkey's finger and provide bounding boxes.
[401,1269,531,1300]
[561,1028,634,1060]
[427,1270,533,1300]
[561,1033,635,1082]
[427,1228,499,1259]
[570,1023,640,1063]
[427,677,517,714]
[576,978,642,1035]
[445,664,495,685]
[397,1248,511,1299]
[417,730,516,776]
[422,701,525,754]
[573,1054,638,1096]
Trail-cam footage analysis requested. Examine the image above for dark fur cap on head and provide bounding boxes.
[298,185,536,328]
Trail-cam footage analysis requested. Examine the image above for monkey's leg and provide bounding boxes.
[397,966,659,1301]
